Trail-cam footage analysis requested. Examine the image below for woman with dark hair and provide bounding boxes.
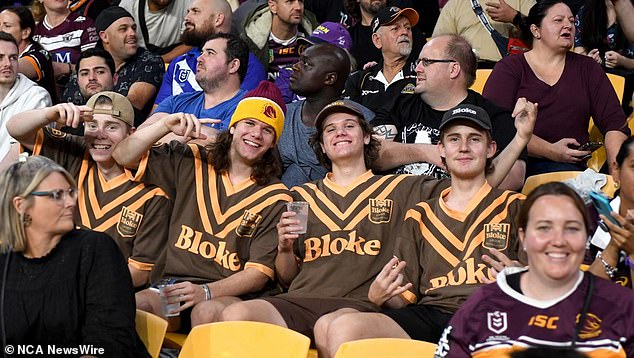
[574,0,634,71]
[0,155,148,357]
[112,81,293,331]
[436,181,634,357]
[588,136,634,286]
[0,6,56,101]
[483,0,629,177]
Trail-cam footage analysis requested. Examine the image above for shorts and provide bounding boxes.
[383,305,453,343]
[263,296,378,340]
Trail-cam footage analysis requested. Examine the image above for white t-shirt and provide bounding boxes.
[119,0,191,49]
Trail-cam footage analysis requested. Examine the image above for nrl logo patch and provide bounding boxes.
[368,198,393,224]
[483,223,510,250]
[117,206,144,237]
[236,210,263,237]
[487,311,508,334]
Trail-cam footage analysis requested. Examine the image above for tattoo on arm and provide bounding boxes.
[374,125,397,141]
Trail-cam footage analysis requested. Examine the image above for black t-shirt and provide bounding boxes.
[371,90,528,178]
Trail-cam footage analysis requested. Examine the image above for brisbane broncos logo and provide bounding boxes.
[263,105,277,119]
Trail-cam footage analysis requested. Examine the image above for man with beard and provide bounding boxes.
[119,0,192,63]
[62,6,165,126]
[277,43,375,188]
[239,0,317,80]
[154,0,266,107]
[0,31,51,171]
[344,6,419,114]
[140,33,248,144]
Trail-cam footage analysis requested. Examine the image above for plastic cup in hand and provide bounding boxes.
[158,281,180,317]
[287,201,309,234]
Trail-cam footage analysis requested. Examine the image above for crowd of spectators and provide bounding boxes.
[0,0,633,356]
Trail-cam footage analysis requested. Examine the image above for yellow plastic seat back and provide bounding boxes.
[178,321,310,358]
[522,171,617,197]
[135,309,168,358]
[469,69,492,94]
[334,338,437,358]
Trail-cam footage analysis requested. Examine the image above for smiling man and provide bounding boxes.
[7,91,171,288]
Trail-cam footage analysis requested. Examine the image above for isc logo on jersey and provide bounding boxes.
[117,206,143,237]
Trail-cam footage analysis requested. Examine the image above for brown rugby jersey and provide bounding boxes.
[133,141,292,284]
[397,182,525,313]
[285,171,448,301]
[31,128,171,272]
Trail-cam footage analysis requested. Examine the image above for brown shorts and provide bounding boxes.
[262,295,378,340]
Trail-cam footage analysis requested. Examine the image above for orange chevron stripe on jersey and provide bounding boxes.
[190,145,291,238]
[408,208,460,267]
[293,173,409,231]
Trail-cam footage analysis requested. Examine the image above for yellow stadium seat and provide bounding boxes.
[521,171,617,197]
[334,338,437,358]
[586,73,626,171]
[307,349,319,358]
[135,310,168,358]
[469,69,492,94]
[178,321,310,358]
[164,332,188,348]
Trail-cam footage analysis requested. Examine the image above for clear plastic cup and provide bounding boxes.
[157,280,180,317]
[287,201,309,234]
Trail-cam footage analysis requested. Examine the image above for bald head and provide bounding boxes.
[433,34,477,88]
[182,0,232,46]
[291,43,351,96]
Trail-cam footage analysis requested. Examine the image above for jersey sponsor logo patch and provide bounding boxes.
[303,231,381,262]
[177,69,191,82]
[487,311,508,334]
[361,89,379,96]
[401,83,415,94]
[236,210,263,238]
[117,206,144,237]
[483,223,510,250]
[577,312,603,339]
[368,198,393,224]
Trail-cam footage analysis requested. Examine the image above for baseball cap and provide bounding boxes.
[95,6,134,33]
[439,104,492,132]
[86,91,135,127]
[372,7,419,33]
[298,22,352,51]
[315,99,372,130]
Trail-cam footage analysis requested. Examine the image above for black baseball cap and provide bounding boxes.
[371,7,419,33]
[439,104,492,132]
[315,99,372,129]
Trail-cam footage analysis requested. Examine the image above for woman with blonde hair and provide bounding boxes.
[0,155,147,357]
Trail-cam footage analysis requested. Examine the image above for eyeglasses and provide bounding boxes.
[30,188,78,202]
[415,58,456,67]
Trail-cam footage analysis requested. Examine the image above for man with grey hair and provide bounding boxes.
[343,6,419,114]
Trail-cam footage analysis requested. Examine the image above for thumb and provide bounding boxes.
[499,0,507,5]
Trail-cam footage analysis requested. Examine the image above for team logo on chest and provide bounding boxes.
[177,69,190,82]
[483,223,510,250]
[236,210,263,237]
[487,311,508,334]
[368,198,393,224]
[117,206,144,237]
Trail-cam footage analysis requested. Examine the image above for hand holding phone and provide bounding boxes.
[578,142,603,152]
[589,191,620,227]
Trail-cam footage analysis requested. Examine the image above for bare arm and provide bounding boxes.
[112,112,215,169]
[126,82,158,115]
[373,124,444,171]
[613,0,634,42]
[605,130,628,176]
[487,98,537,187]
[7,103,91,151]
[497,160,526,191]
[18,58,41,81]
[161,44,192,64]
[275,211,302,286]
[129,266,150,288]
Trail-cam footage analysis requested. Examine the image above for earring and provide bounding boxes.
[22,213,32,227]
[614,182,620,189]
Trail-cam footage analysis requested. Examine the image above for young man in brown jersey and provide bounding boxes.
[316,102,537,357]
[112,81,292,331]
[7,91,170,288]
[220,98,536,348]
